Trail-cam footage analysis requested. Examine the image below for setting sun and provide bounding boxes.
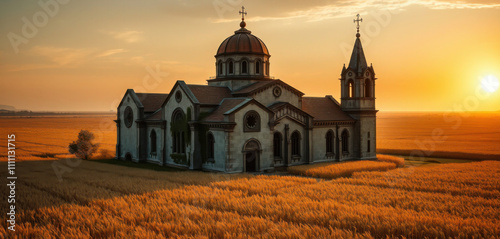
[481,74,499,93]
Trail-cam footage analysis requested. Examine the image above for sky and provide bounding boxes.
[0,0,499,112]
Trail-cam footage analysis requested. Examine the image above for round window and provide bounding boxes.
[273,86,282,97]
[124,106,134,128]
[244,111,260,132]
[246,114,257,129]
[348,72,353,77]
[175,91,182,103]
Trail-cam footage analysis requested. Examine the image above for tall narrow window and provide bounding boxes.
[181,132,185,153]
[228,61,234,74]
[207,133,215,161]
[172,109,186,154]
[218,61,223,75]
[291,131,301,156]
[241,61,248,74]
[348,81,354,98]
[150,130,157,154]
[367,132,371,152]
[265,62,269,76]
[255,60,261,74]
[341,130,349,154]
[365,79,372,97]
[326,130,334,154]
[273,132,282,158]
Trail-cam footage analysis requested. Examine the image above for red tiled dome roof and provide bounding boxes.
[216,27,269,56]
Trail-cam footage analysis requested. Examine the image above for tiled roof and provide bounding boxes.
[267,101,288,111]
[145,110,162,120]
[202,98,250,122]
[232,81,272,94]
[135,93,169,112]
[302,97,354,121]
[187,85,232,105]
[232,79,304,96]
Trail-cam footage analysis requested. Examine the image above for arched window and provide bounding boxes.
[150,130,157,154]
[172,109,186,154]
[255,60,261,74]
[341,130,349,154]
[207,132,215,161]
[273,132,282,158]
[241,61,248,74]
[228,61,234,74]
[364,79,372,98]
[326,130,334,154]
[348,80,354,98]
[218,61,223,75]
[291,131,301,156]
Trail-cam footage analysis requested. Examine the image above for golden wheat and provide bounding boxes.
[288,160,396,179]
[1,161,499,238]
[377,154,405,167]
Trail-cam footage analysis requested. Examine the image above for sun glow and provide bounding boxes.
[480,75,500,93]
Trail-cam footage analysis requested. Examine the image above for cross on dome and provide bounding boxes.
[239,6,247,21]
[239,6,248,28]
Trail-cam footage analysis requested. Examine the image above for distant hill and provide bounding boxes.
[0,105,16,111]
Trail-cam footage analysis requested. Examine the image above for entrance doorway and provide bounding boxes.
[245,151,257,172]
[244,140,260,172]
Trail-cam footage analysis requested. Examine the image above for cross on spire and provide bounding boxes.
[354,14,362,37]
[239,6,247,21]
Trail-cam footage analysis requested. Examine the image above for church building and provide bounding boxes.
[115,10,378,172]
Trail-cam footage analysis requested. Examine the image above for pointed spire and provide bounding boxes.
[348,14,367,74]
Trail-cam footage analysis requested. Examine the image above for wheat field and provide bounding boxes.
[0,115,116,161]
[1,114,500,237]
[377,112,500,158]
[288,157,400,179]
[1,160,499,238]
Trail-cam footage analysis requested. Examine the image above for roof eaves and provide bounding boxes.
[129,89,144,108]
[224,98,253,115]
[178,81,200,104]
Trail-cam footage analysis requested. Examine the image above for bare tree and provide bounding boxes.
[69,130,100,160]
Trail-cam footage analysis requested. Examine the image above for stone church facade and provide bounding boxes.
[115,14,378,172]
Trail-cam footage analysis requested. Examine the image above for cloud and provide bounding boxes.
[212,0,500,23]
[0,63,57,72]
[104,30,144,43]
[4,47,130,72]
[96,49,127,57]
[29,46,96,66]
[415,0,500,10]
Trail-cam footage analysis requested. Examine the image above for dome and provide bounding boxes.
[216,26,269,56]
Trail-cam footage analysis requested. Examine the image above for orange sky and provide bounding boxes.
[0,0,499,112]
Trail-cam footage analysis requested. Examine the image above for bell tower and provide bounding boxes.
[340,14,377,159]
